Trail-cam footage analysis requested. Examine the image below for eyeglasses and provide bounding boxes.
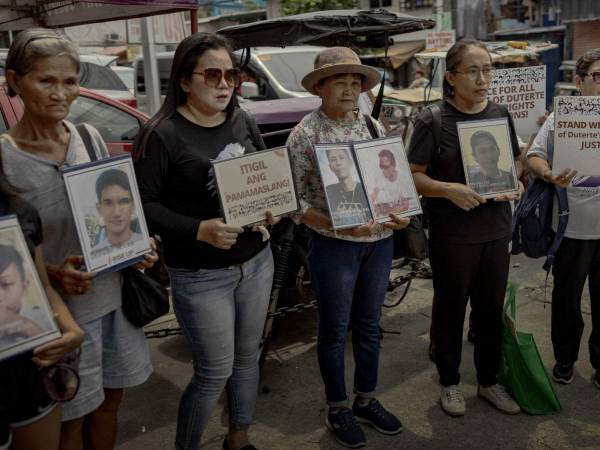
[585,72,600,84]
[452,67,493,81]
[192,68,241,88]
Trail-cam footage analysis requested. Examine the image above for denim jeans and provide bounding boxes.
[307,232,393,407]
[168,246,273,450]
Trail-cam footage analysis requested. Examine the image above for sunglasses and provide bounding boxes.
[192,68,241,88]
[585,72,600,84]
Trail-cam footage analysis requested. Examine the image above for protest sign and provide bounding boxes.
[553,96,600,176]
[489,65,546,139]
[353,137,422,223]
[0,216,61,362]
[62,155,152,275]
[425,30,455,51]
[457,118,519,199]
[212,147,299,227]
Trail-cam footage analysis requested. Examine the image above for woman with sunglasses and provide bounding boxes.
[408,39,523,417]
[134,33,274,450]
[527,48,600,389]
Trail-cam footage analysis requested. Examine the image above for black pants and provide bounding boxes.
[393,214,427,261]
[551,237,600,369]
[429,236,510,387]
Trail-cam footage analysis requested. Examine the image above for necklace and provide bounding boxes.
[340,185,357,204]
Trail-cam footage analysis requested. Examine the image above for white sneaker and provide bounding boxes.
[440,385,466,416]
[478,384,521,415]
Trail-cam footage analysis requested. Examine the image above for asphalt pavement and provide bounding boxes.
[116,254,600,450]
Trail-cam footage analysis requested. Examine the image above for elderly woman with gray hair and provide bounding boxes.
[1,29,156,450]
[287,47,409,448]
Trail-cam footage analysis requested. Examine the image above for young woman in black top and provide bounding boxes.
[134,33,274,450]
[408,39,523,417]
[0,160,84,450]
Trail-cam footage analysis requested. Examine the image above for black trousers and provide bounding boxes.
[393,214,427,261]
[429,236,510,387]
[551,237,600,369]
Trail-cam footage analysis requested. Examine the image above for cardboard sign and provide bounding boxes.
[425,30,456,51]
[553,96,600,176]
[62,155,152,275]
[212,147,299,227]
[489,66,546,139]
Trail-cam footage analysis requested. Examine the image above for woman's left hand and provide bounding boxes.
[494,181,524,202]
[383,214,411,230]
[32,322,84,367]
[132,238,159,270]
[265,211,281,226]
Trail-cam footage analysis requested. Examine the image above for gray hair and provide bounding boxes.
[5,28,79,97]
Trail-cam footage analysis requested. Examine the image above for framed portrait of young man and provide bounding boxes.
[314,143,372,230]
[62,155,152,275]
[0,216,61,362]
[353,136,422,223]
[212,147,299,227]
[457,118,519,199]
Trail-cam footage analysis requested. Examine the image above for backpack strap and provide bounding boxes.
[427,103,442,154]
[75,123,97,162]
[542,186,569,273]
[363,114,380,139]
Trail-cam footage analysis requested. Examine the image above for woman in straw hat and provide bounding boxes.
[286,47,409,448]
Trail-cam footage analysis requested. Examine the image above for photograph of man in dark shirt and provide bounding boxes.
[466,130,516,196]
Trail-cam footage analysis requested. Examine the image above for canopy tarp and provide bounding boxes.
[217,9,436,50]
[0,0,199,30]
[360,41,425,69]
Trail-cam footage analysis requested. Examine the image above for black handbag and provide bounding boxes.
[121,267,169,328]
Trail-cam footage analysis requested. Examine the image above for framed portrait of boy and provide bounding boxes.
[62,155,152,275]
[0,216,61,362]
[353,136,422,223]
[314,143,372,230]
[457,118,519,199]
[212,147,299,227]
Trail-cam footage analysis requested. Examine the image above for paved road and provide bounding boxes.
[116,254,600,450]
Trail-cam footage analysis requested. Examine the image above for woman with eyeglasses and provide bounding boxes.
[408,39,523,417]
[527,48,600,389]
[134,33,274,450]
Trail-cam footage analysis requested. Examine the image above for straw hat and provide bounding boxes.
[301,47,381,95]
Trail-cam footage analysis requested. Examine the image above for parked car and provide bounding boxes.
[78,62,138,109]
[0,81,148,155]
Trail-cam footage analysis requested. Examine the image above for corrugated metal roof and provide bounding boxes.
[560,0,600,22]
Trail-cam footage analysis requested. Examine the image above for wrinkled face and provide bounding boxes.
[97,185,134,240]
[472,139,500,173]
[316,74,362,115]
[327,149,353,180]
[9,55,79,121]
[446,46,492,103]
[576,60,600,96]
[0,263,27,314]
[181,48,234,115]
[379,155,395,180]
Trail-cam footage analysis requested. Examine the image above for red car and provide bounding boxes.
[0,84,149,156]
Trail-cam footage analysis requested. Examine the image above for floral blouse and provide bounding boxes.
[286,108,392,242]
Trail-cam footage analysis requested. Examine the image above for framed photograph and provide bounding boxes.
[62,155,152,275]
[212,147,299,227]
[0,215,61,362]
[314,143,372,230]
[457,118,518,199]
[353,136,422,223]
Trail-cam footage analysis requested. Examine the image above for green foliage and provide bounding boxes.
[281,0,359,16]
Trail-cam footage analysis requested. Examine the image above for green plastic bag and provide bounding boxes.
[499,283,561,415]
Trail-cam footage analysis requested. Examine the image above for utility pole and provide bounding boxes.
[140,16,161,115]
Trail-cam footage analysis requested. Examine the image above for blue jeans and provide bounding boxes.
[307,232,393,407]
[168,246,273,450]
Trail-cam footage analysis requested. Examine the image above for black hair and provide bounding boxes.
[326,148,352,162]
[0,244,25,280]
[443,38,491,98]
[575,48,600,79]
[95,169,132,202]
[470,130,499,155]
[132,33,238,161]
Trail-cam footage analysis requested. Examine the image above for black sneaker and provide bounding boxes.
[325,408,366,448]
[352,399,403,435]
[593,370,600,389]
[552,362,574,384]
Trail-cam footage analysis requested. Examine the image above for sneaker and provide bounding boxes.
[593,370,600,389]
[440,385,466,416]
[222,438,258,450]
[352,399,403,435]
[325,408,366,448]
[552,362,574,384]
[410,260,433,279]
[478,384,521,414]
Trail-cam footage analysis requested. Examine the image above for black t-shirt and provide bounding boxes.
[135,108,268,270]
[407,100,520,244]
